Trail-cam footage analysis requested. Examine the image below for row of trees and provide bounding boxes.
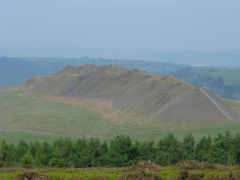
[1,131,240,168]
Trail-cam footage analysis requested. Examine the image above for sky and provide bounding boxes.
[1,0,240,57]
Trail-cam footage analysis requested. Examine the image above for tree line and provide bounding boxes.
[0,131,240,168]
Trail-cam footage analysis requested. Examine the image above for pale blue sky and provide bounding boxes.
[1,0,240,57]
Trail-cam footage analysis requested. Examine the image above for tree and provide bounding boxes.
[182,134,195,160]
[74,138,103,167]
[20,152,34,166]
[0,141,9,167]
[74,138,88,167]
[232,134,240,165]
[49,150,64,168]
[138,141,156,162]
[108,136,138,167]
[195,136,212,162]
[209,131,234,165]
[52,138,74,167]
[35,141,52,166]
[156,133,183,165]
[15,141,28,160]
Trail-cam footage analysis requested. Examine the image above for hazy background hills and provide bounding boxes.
[1,56,240,100]
[0,57,188,87]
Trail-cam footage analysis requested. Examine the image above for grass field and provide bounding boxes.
[1,88,240,143]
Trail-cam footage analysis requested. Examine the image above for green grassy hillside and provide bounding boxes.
[1,88,240,143]
[23,65,240,122]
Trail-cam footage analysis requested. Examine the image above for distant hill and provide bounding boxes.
[2,57,240,100]
[174,67,240,100]
[136,50,240,67]
[0,57,187,87]
[23,65,240,123]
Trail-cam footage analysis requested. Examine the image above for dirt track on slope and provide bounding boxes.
[201,90,236,121]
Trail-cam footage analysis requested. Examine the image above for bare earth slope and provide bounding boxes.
[23,65,240,122]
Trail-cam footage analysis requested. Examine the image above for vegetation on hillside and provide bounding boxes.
[1,88,240,143]
[23,64,240,122]
[174,67,240,99]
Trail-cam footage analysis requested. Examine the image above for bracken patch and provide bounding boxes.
[176,160,229,171]
[119,171,161,180]
[15,171,50,180]
[129,161,166,172]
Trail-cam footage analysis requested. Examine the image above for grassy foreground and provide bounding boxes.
[1,88,240,143]
[0,164,240,180]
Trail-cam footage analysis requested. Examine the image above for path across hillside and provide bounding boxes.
[200,90,235,121]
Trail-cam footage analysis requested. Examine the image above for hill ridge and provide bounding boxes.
[23,65,240,122]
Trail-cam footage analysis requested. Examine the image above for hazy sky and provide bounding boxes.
[1,0,240,57]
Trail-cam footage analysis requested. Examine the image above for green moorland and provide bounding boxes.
[1,88,240,143]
